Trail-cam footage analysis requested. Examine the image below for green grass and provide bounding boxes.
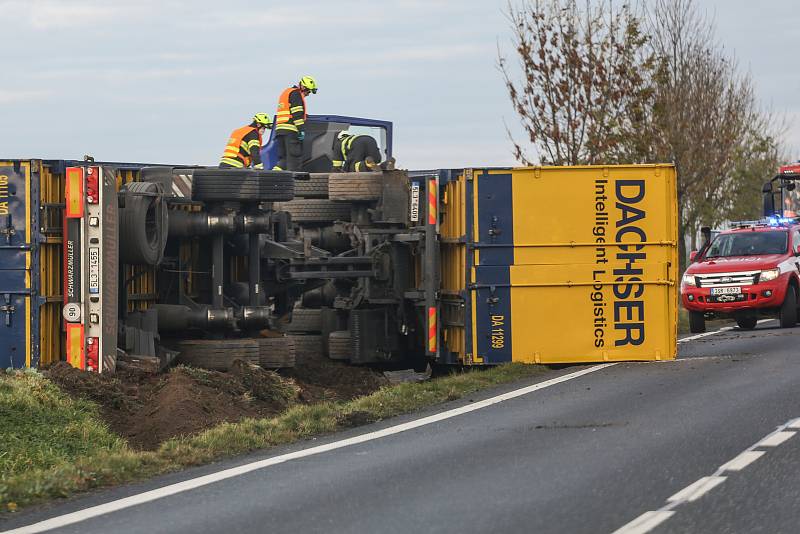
[0,362,546,511]
[0,369,125,477]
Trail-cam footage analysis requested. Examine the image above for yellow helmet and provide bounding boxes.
[299,75,318,94]
[253,112,272,127]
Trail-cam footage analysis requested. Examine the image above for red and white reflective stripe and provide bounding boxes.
[428,178,437,225]
[428,306,437,353]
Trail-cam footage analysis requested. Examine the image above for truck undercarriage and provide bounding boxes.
[67,165,439,372]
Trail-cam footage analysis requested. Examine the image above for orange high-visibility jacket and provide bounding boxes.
[275,86,306,134]
[220,125,262,168]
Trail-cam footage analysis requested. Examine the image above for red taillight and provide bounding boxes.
[86,166,99,204]
[86,337,99,372]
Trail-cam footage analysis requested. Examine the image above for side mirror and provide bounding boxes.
[795,244,800,256]
[700,226,711,247]
[763,181,775,216]
[689,250,698,262]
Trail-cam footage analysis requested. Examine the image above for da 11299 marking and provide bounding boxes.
[491,314,506,350]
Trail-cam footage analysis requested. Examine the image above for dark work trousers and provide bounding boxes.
[345,136,382,172]
[275,132,303,171]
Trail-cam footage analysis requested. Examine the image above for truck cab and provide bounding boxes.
[261,115,393,172]
[681,219,800,332]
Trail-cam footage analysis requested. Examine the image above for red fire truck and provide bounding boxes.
[682,164,800,333]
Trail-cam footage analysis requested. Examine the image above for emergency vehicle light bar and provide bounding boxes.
[729,217,798,229]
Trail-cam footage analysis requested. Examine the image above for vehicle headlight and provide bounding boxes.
[759,268,780,282]
[682,273,697,287]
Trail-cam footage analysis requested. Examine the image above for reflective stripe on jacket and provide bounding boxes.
[332,134,358,168]
[275,86,307,133]
[220,125,262,168]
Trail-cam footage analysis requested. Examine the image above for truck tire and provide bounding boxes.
[688,311,705,334]
[294,173,329,198]
[328,173,382,201]
[328,331,351,361]
[258,337,296,368]
[274,199,352,223]
[283,308,322,333]
[735,315,758,330]
[779,286,798,328]
[288,334,323,362]
[120,181,168,266]
[177,339,259,371]
[192,169,295,202]
[320,307,346,354]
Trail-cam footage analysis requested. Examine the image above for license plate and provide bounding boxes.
[410,182,420,222]
[89,247,100,294]
[710,286,741,295]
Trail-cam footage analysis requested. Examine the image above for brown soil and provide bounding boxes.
[281,354,388,403]
[45,356,386,450]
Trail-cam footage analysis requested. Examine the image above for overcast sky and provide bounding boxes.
[0,0,798,168]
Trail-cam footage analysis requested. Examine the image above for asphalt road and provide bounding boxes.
[3,319,800,534]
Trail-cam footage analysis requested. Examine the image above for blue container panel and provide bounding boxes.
[0,291,29,368]
[0,160,35,368]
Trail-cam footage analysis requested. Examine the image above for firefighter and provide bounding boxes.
[273,75,318,171]
[219,113,272,169]
[332,131,396,172]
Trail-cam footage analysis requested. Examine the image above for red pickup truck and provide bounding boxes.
[681,219,800,333]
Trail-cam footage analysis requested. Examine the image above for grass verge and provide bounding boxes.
[1,362,546,512]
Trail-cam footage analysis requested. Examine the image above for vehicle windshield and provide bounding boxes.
[782,186,800,217]
[704,230,788,258]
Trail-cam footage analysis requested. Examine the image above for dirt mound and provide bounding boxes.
[281,356,388,403]
[45,356,386,450]
[45,362,149,414]
[45,362,301,450]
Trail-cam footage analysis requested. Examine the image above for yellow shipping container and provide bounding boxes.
[439,165,678,364]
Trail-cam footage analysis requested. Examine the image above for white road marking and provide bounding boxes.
[756,431,796,447]
[720,451,765,472]
[786,418,800,430]
[611,511,675,534]
[1,363,618,534]
[677,327,733,343]
[612,416,800,534]
[667,476,726,502]
[677,318,775,344]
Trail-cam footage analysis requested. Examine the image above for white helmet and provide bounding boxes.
[337,130,351,140]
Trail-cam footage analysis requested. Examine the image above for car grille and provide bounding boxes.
[695,271,760,288]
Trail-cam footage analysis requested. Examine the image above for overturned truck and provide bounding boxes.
[0,123,679,372]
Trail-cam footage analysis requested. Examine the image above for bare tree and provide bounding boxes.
[646,0,782,263]
[501,0,784,268]
[499,0,657,165]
